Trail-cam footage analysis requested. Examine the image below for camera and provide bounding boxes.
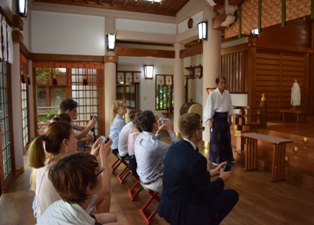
[99,136,109,144]
[223,163,232,172]
[90,115,98,120]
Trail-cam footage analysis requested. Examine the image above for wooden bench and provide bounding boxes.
[279,109,307,123]
[241,132,292,182]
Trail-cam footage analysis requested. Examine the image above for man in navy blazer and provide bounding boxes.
[158,113,238,225]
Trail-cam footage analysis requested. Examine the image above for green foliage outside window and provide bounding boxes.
[155,75,173,110]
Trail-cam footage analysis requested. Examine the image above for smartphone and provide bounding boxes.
[99,136,109,144]
[223,163,232,172]
[161,118,167,125]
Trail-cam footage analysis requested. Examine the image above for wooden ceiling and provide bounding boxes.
[33,0,190,17]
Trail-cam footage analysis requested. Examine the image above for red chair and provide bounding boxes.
[128,173,143,201]
[139,182,160,224]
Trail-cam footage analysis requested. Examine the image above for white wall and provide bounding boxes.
[118,56,174,118]
[30,11,105,55]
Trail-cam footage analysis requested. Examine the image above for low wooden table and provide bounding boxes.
[241,132,292,182]
[279,109,307,123]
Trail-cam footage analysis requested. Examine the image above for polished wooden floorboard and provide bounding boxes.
[1,123,314,225]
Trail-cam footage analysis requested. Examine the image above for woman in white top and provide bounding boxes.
[37,152,123,225]
[28,121,117,223]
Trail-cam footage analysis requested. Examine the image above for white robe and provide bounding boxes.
[291,80,301,107]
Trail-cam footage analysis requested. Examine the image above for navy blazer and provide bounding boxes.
[158,139,224,225]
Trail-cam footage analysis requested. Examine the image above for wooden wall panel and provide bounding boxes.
[253,51,307,121]
[221,49,248,93]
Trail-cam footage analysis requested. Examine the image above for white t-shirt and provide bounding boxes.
[34,163,60,218]
[118,122,134,156]
[37,200,96,225]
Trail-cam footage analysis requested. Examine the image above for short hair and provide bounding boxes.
[51,113,72,123]
[129,109,142,123]
[137,110,155,132]
[178,113,202,139]
[215,76,226,84]
[48,152,100,204]
[60,99,78,113]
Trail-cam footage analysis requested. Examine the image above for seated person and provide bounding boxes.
[118,109,141,159]
[28,122,114,219]
[134,110,178,193]
[158,112,239,225]
[127,111,142,173]
[37,152,123,225]
[59,98,97,150]
[109,101,127,154]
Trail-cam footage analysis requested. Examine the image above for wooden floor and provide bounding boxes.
[1,121,314,225]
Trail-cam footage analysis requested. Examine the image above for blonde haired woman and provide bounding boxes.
[109,101,127,154]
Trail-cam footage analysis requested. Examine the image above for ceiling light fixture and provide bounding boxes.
[146,0,163,3]
[251,28,260,36]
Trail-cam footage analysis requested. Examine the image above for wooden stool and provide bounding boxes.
[139,182,160,224]
[116,156,130,184]
[111,151,128,174]
[128,173,143,201]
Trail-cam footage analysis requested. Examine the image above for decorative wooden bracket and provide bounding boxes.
[208,0,245,30]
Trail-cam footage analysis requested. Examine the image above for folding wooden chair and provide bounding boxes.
[139,182,160,224]
[111,151,128,174]
[116,156,131,184]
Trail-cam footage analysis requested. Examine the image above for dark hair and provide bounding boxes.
[129,109,142,123]
[215,76,226,84]
[133,111,143,132]
[51,113,72,123]
[137,110,155,132]
[59,99,78,113]
[178,113,201,139]
[48,152,100,204]
[28,122,73,168]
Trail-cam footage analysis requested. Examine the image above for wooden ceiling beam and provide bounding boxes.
[116,47,174,58]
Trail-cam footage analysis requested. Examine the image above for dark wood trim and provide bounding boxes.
[104,56,118,63]
[0,0,14,26]
[30,53,105,63]
[256,41,313,54]
[221,43,248,55]
[20,43,31,59]
[13,15,23,30]
[117,40,172,47]
[180,42,203,58]
[12,30,23,44]
[116,47,174,58]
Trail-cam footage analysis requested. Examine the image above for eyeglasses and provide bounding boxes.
[198,126,205,131]
[96,165,104,177]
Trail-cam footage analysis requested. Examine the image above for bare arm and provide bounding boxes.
[75,117,97,140]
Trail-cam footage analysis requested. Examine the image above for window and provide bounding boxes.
[21,53,29,154]
[34,62,104,136]
[155,75,173,110]
[0,63,12,190]
[116,71,140,109]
